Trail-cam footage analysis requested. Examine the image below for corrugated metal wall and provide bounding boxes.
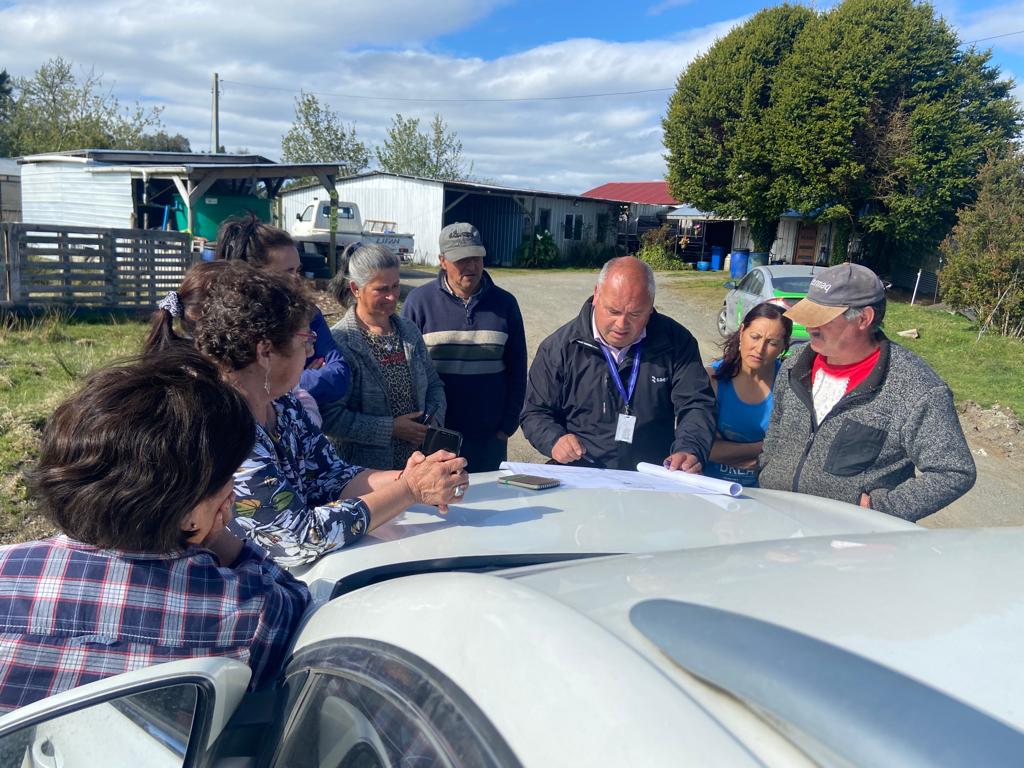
[281,175,445,265]
[21,163,134,228]
[444,191,523,266]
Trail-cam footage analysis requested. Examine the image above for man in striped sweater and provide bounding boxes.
[402,222,528,472]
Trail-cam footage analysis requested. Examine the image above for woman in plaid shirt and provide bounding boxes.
[0,348,311,713]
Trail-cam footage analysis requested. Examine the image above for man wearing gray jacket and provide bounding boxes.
[759,262,975,521]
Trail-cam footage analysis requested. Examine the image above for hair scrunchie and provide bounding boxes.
[158,290,182,317]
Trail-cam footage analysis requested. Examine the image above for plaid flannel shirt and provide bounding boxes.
[0,535,310,713]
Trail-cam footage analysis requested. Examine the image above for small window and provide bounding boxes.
[300,205,314,222]
[339,207,355,220]
[563,213,583,241]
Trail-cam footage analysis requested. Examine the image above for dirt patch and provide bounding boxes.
[958,400,1024,465]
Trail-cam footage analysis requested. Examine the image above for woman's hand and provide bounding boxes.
[393,411,429,444]
[402,450,469,510]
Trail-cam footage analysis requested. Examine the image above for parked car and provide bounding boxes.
[717,264,822,342]
[4,475,1022,767]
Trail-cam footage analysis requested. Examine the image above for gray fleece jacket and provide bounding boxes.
[322,311,446,470]
[758,338,975,521]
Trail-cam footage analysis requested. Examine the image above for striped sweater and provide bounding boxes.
[402,271,527,438]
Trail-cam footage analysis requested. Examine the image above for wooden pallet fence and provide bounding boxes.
[4,224,191,309]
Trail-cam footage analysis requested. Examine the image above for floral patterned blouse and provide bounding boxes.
[231,394,369,568]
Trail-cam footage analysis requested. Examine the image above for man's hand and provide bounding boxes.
[551,433,587,464]
[859,492,872,509]
[663,451,702,474]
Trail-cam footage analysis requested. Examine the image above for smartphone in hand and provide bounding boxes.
[421,425,462,456]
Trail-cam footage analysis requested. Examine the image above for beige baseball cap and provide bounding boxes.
[786,263,886,328]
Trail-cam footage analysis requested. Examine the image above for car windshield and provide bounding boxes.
[771,276,813,293]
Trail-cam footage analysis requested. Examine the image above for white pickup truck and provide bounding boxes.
[292,200,414,272]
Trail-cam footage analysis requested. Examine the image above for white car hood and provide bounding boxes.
[296,471,918,600]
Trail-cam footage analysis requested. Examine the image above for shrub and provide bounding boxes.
[637,224,687,271]
[941,148,1024,338]
[515,231,560,268]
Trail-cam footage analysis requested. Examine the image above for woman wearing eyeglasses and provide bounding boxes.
[146,262,469,568]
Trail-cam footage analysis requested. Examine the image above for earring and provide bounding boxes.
[189,521,198,531]
[264,367,271,396]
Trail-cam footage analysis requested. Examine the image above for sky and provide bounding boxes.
[1,0,1023,195]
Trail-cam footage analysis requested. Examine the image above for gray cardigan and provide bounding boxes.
[322,311,446,470]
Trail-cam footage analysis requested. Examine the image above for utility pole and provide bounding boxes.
[211,72,220,153]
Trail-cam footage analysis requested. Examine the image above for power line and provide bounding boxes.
[220,28,1024,106]
[219,79,673,104]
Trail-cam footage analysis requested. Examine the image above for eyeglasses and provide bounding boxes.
[295,330,317,356]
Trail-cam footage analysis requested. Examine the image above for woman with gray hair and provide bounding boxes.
[323,244,446,469]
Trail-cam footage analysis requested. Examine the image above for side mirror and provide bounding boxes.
[295,213,302,220]
[724,280,736,289]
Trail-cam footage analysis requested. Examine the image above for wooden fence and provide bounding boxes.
[0,223,192,309]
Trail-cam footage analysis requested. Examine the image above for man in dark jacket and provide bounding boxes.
[402,222,527,472]
[521,256,716,471]
[759,262,975,520]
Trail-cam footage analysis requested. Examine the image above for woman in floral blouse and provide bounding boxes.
[146,261,469,568]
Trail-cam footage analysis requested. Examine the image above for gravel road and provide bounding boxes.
[395,267,1022,528]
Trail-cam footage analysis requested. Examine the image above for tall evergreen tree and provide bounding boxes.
[663,4,814,252]
[769,0,1020,269]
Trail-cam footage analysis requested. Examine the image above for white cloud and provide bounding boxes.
[646,0,696,17]
[0,1,738,193]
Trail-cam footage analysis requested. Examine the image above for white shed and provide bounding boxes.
[281,171,621,267]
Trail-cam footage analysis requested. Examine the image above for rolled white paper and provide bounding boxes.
[636,462,743,497]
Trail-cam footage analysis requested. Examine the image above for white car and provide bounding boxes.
[2,474,1022,767]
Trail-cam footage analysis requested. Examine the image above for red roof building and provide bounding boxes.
[580,181,679,206]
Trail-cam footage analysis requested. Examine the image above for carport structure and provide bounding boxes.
[19,150,352,268]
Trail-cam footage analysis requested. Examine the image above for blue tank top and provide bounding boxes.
[704,359,779,487]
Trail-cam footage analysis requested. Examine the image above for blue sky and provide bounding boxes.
[1,0,1023,193]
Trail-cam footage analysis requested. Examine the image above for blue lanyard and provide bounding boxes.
[601,340,643,415]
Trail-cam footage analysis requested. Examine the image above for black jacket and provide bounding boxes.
[521,298,716,470]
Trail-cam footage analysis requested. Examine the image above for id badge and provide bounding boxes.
[615,413,637,444]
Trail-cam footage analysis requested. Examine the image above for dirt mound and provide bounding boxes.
[958,400,1023,462]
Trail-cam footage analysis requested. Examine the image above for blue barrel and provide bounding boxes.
[697,261,710,271]
[749,251,769,269]
[730,248,749,279]
[710,245,724,271]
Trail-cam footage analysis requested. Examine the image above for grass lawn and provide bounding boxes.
[0,311,148,543]
[884,302,1024,418]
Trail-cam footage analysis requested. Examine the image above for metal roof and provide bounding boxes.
[19,149,275,166]
[580,181,679,205]
[288,170,626,206]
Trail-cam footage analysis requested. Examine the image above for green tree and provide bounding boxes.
[769,0,1020,270]
[941,149,1024,337]
[135,131,191,152]
[2,58,165,155]
[376,113,472,180]
[280,91,369,175]
[663,4,815,252]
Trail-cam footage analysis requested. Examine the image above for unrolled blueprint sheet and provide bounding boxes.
[498,462,742,496]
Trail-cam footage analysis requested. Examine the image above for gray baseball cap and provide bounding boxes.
[439,222,486,261]
[785,262,886,328]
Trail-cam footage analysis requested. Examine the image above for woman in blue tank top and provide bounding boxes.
[705,302,793,487]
